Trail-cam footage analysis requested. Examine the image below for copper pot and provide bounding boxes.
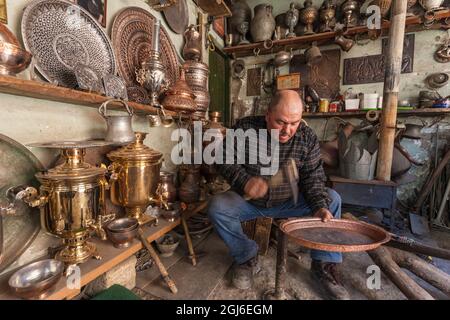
[162,68,197,114]
[183,24,202,61]
[183,61,209,90]
[191,87,210,112]
[159,171,177,203]
[178,166,200,204]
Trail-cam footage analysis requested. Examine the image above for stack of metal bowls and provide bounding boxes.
[106,217,139,248]
[183,61,210,120]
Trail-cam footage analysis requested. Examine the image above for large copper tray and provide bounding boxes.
[111,7,180,88]
[0,134,43,273]
[280,218,391,252]
[21,0,116,88]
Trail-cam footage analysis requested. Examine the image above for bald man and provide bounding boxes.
[207,90,348,299]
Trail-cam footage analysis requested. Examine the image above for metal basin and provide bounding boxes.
[8,259,64,299]
[106,218,139,248]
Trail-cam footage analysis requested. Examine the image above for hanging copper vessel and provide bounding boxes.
[182,24,202,61]
[107,132,164,225]
[162,68,197,114]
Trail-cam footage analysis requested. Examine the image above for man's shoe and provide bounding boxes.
[231,256,260,290]
[311,260,350,300]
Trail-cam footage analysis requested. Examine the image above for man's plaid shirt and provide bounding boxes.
[217,116,330,213]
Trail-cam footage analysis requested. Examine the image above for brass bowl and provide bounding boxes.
[8,259,64,300]
[161,203,180,222]
[106,218,139,248]
[0,41,32,76]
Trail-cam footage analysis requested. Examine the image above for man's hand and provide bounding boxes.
[314,208,334,222]
[244,177,269,200]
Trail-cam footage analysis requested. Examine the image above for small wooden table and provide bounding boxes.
[0,201,208,300]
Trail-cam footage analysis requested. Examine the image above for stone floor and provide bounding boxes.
[132,228,450,300]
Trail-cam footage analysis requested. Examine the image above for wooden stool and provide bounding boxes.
[242,217,273,255]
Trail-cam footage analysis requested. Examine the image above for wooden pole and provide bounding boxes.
[376,0,408,181]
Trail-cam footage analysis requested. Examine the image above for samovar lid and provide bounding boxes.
[35,147,106,180]
[107,132,163,163]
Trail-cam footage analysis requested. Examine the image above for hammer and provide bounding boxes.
[244,158,299,205]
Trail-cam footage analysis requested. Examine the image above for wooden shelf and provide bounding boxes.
[0,201,208,300]
[224,9,450,58]
[0,75,181,117]
[303,108,450,118]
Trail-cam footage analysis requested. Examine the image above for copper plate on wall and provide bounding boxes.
[21,0,116,88]
[290,49,340,99]
[246,67,261,97]
[343,34,414,85]
[280,218,391,252]
[111,7,180,88]
[162,0,189,34]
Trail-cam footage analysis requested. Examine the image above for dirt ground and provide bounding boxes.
[134,229,450,300]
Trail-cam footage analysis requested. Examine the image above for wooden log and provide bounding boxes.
[376,0,408,181]
[367,246,434,300]
[388,247,450,296]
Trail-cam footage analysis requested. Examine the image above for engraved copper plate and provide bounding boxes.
[344,34,414,85]
[111,7,180,88]
[290,49,340,99]
[21,0,116,88]
[127,86,150,105]
[280,218,391,252]
[0,134,42,273]
[246,67,261,97]
[163,0,189,34]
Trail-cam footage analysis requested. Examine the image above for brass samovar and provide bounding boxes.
[16,141,112,265]
[107,132,165,225]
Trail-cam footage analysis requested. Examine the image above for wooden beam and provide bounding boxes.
[376,0,408,182]
[0,75,179,117]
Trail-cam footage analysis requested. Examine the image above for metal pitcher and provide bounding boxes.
[99,99,135,145]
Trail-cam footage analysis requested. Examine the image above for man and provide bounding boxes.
[207,90,349,299]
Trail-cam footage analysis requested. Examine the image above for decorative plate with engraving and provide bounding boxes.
[21,0,116,88]
[74,64,105,94]
[111,7,180,88]
[103,74,128,100]
[127,86,151,105]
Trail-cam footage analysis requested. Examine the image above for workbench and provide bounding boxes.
[0,201,208,300]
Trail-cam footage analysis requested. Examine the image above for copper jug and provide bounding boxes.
[178,166,200,204]
[183,24,202,61]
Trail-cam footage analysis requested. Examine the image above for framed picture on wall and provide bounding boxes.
[0,0,7,24]
[71,0,107,28]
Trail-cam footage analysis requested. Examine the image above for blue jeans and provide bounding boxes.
[207,188,343,265]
